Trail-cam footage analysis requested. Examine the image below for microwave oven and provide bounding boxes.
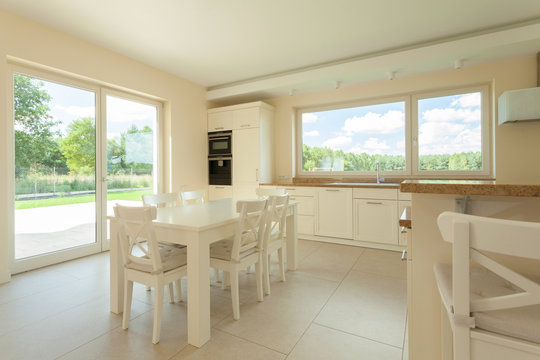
[208,130,232,156]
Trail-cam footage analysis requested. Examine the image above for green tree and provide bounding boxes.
[60,117,96,174]
[14,73,65,173]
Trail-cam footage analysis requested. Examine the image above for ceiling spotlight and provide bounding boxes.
[289,89,296,96]
[335,81,341,89]
[454,59,463,69]
[387,71,396,80]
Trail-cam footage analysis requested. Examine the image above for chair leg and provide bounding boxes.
[278,248,286,282]
[213,268,221,283]
[453,323,470,360]
[263,252,271,295]
[123,280,134,330]
[222,271,230,290]
[230,270,240,320]
[255,260,264,302]
[175,279,183,302]
[168,283,175,303]
[152,285,164,344]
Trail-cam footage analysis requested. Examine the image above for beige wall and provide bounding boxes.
[265,56,540,184]
[0,9,207,281]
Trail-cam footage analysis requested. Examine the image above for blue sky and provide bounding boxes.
[302,92,481,156]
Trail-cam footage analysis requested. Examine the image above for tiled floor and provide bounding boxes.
[0,240,408,360]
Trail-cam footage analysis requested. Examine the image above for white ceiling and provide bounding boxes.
[2,0,540,103]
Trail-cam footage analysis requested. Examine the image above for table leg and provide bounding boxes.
[109,218,123,314]
[186,234,211,347]
[286,206,298,270]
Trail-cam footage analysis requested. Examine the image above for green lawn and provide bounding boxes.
[15,189,153,210]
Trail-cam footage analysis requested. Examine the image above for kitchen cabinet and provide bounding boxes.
[208,185,232,201]
[353,188,398,245]
[315,187,353,239]
[209,101,274,199]
[208,110,233,132]
[278,186,315,235]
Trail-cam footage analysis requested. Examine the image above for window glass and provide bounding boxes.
[301,101,406,172]
[417,92,482,171]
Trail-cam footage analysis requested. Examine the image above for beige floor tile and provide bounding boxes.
[0,296,151,360]
[353,248,407,279]
[215,272,338,354]
[171,328,286,360]
[49,252,111,280]
[57,302,189,360]
[295,242,364,282]
[315,270,407,347]
[288,323,402,360]
[296,239,323,261]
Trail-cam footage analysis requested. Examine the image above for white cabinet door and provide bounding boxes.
[208,185,232,201]
[316,188,353,239]
[233,107,259,129]
[354,199,398,244]
[208,111,233,131]
[233,127,260,183]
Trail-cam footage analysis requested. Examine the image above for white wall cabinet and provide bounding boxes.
[208,102,274,199]
[315,188,353,239]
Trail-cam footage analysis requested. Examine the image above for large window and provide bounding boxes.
[299,98,408,174]
[297,85,490,178]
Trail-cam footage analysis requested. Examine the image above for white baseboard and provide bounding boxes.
[0,271,11,284]
[297,234,405,252]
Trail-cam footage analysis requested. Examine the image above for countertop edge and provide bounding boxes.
[400,181,540,197]
[261,183,400,189]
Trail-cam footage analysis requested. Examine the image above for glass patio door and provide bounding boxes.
[101,92,159,250]
[12,70,102,273]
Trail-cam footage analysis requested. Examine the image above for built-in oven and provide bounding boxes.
[208,130,232,157]
[209,156,232,185]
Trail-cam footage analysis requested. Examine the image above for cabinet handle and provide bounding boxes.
[401,250,407,261]
[326,189,340,192]
[240,124,250,128]
[367,201,383,205]
[400,226,408,234]
[285,188,296,191]
[214,126,224,130]
[215,186,225,189]
[290,197,296,200]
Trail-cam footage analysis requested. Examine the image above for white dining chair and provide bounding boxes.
[434,211,540,360]
[210,199,267,320]
[255,187,285,198]
[114,204,187,344]
[180,189,205,206]
[262,194,289,295]
[142,192,181,208]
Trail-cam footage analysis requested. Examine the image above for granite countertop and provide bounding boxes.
[400,180,540,197]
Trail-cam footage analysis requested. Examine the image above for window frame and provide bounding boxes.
[295,96,411,178]
[295,84,492,179]
[411,84,491,178]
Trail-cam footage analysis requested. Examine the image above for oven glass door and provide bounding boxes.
[208,136,231,156]
[209,157,232,185]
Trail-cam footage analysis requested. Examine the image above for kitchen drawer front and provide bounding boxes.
[298,215,314,235]
[208,111,233,132]
[354,199,398,244]
[208,185,233,201]
[289,195,314,216]
[279,186,315,197]
[233,107,260,129]
[353,188,398,200]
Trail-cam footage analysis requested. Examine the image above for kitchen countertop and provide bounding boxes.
[400,179,540,197]
[261,182,401,189]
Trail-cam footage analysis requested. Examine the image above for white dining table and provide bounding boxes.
[109,198,298,348]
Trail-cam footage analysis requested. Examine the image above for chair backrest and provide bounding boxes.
[264,194,289,247]
[113,205,163,273]
[437,211,540,313]
[142,192,180,208]
[255,188,286,198]
[230,199,268,261]
[181,190,205,206]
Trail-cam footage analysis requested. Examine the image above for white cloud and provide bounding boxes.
[304,130,320,137]
[422,108,480,123]
[302,113,318,123]
[347,137,392,155]
[106,96,157,123]
[419,122,481,155]
[53,104,95,119]
[323,136,352,150]
[451,93,480,108]
[342,110,404,135]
